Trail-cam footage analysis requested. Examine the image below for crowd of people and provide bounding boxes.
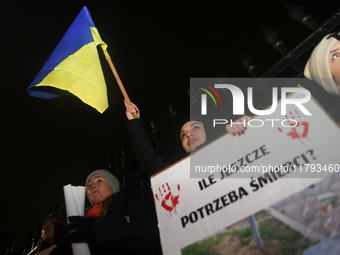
[9,31,340,255]
[20,102,248,255]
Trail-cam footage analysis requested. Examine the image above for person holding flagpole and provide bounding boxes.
[124,99,249,177]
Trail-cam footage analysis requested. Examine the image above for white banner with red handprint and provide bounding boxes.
[151,94,340,255]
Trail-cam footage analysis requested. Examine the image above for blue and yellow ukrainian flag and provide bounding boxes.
[27,6,109,113]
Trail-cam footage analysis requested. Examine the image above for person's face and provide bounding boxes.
[329,41,340,87]
[42,218,57,244]
[87,174,114,205]
[180,121,206,154]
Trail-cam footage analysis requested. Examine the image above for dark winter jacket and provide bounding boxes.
[127,118,171,177]
[91,191,162,255]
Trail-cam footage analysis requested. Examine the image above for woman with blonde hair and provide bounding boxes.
[304,32,340,96]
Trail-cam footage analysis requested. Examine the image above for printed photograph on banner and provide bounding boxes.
[180,173,340,255]
[152,165,340,255]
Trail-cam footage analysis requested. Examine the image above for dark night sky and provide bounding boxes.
[1,0,339,253]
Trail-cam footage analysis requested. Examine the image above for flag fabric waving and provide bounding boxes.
[27,6,109,113]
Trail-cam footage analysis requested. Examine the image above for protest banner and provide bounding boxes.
[151,93,340,255]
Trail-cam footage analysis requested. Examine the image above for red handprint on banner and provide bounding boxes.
[278,109,310,145]
[155,183,180,217]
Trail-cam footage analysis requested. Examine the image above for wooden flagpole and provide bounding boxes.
[105,55,138,118]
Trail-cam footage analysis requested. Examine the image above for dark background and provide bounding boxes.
[1,0,339,253]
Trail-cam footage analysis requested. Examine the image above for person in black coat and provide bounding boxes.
[31,213,72,255]
[124,99,249,177]
[63,169,162,255]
